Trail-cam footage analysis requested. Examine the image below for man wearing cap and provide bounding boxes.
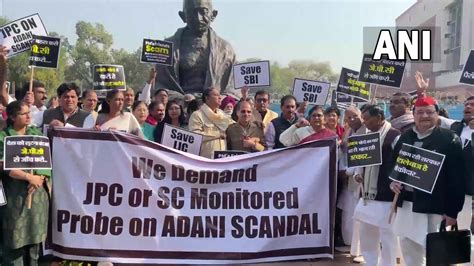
[155,0,236,96]
[390,96,465,265]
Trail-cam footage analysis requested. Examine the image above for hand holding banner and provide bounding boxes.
[50,128,337,264]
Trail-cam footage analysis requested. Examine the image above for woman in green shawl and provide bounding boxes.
[0,101,51,266]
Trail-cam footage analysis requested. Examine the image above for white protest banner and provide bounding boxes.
[161,124,203,155]
[50,128,337,264]
[0,14,48,58]
[292,78,330,105]
[233,61,270,89]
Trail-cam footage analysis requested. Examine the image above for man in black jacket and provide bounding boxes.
[450,96,473,262]
[390,96,465,266]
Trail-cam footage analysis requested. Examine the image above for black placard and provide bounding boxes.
[93,64,126,91]
[213,150,248,159]
[3,136,52,170]
[347,132,382,168]
[358,54,406,88]
[335,91,367,104]
[29,35,61,69]
[336,67,370,102]
[459,50,474,85]
[140,38,173,66]
[389,143,445,194]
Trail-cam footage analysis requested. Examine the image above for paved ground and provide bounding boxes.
[253,252,359,265]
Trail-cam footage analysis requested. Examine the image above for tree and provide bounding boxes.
[65,21,114,89]
[112,48,152,91]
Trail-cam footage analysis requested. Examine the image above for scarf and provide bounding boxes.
[200,103,230,133]
[390,112,414,130]
[299,128,337,144]
[363,121,392,200]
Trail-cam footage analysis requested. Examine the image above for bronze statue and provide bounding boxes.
[155,0,236,95]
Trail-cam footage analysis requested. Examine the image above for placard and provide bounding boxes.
[389,143,445,193]
[459,50,474,85]
[93,64,126,91]
[336,67,370,102]
[0,13,48,57]
[213,150,248,159]
[161,124,203,155]
[292,78,330,105]
[0,181,6,206]
[140,38,173,66]
[347,132,382,168]
[29,35,61,69]
[3,135,52,170]
[233,61,270,89]
[335,91,367,104]
[358,54,406,88]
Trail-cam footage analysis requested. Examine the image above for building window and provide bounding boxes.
[446,0,462,69]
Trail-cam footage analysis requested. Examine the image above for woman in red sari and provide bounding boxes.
[280,105,337,146]
[299,106,337,144]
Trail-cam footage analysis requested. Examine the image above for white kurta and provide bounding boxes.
[392,202,443,247]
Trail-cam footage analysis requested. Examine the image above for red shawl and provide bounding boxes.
[299,128,338,144]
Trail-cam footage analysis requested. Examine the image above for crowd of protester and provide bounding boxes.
[0,42,472,266]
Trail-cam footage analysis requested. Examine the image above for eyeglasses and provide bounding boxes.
[16,112,30,116]
[414,110,437,116]
[255,98,268,103]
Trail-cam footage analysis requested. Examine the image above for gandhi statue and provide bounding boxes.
[155,0,236,96]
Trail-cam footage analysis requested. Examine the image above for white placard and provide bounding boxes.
[292,78,331,105]
[0,180,6,206]
[0,13,48,58]
[233,61,271,89]
[161,124,203,155]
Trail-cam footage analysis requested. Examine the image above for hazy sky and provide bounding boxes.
[2,0,415,72]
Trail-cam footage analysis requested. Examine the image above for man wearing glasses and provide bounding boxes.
[390,96,465,265]
[253,90,278,129]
